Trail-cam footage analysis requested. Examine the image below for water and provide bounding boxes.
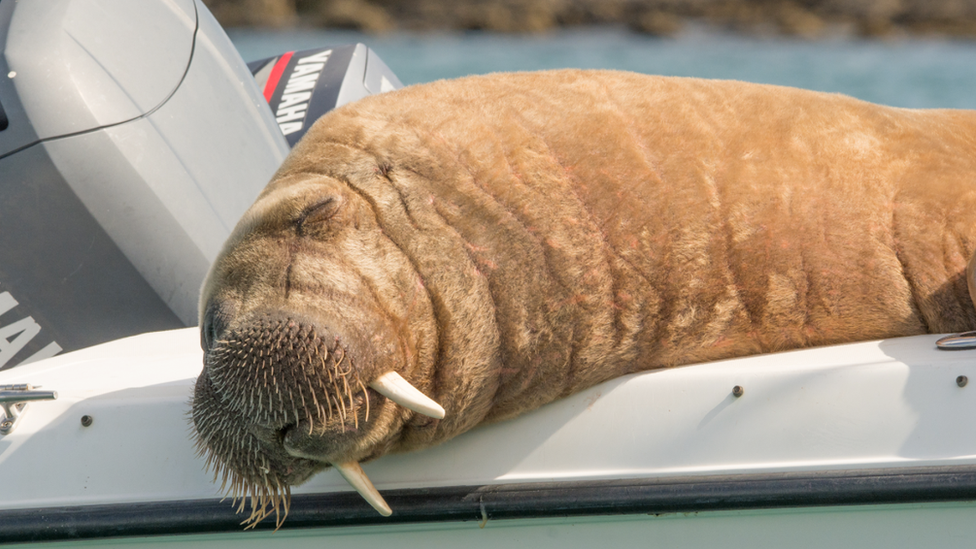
[228,26,976,110]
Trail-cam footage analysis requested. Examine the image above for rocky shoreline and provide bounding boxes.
[204,0,976,38]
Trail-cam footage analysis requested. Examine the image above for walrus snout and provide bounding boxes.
[203,312,365,427]
[193,309,445,520]
[198,311,380,473]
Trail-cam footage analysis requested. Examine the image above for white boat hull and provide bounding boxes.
[2,328,976,546]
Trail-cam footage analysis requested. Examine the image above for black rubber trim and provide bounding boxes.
[3,464,976,543]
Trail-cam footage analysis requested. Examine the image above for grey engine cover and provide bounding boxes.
[0,0,290,369]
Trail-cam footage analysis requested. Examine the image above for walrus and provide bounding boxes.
[191,69,976,525]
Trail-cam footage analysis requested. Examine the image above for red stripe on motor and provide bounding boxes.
[263,51,294,103]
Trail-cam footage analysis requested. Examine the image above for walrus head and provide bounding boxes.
[191,172,445,525]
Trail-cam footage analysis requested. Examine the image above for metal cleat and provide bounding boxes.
[0,384,58,435]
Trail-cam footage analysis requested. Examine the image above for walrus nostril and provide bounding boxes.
[275,424,292,445]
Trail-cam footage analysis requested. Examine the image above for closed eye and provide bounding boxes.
[201,301,230,353]
[297,198,341,235]
[201,306,218,353]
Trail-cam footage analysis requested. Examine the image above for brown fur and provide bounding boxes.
[192,69,976,521]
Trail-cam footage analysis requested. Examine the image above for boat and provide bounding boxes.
[3,329,976,546]
[3,0,976,546]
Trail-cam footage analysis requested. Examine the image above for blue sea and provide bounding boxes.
[228,26,976,110]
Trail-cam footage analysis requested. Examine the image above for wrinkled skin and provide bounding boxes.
[192,70,976,522]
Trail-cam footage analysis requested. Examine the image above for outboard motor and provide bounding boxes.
[0,0,402,370]
[249,44,402,147]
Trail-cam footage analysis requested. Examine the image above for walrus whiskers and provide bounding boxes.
[357,378,370,422]
[195,433,291,529]
[302,369,323,434]
[200,435,294,530]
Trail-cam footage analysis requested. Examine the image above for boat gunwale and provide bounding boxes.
[3,463,976,543]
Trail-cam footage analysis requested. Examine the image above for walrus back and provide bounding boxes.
[269,69,976,428]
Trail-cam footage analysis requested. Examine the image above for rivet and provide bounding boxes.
[732,385,744,397]
[957,376,968,388]
[81,415,93,427]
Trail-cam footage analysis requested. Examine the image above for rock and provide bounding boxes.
[630,10,683,36]
[204,0,976,38]
[203,0,296,27]
[313,0,395,32]
[776,1,825,38]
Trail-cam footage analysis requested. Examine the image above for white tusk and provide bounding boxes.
[334,461,392,517]
[369,371,446,419]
